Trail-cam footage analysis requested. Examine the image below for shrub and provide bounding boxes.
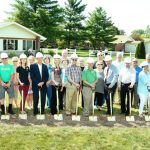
[48,50,55,56]
[135,41,146,59]
[8,52,17,58]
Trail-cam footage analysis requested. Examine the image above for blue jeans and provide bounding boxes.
[47,85,52,108]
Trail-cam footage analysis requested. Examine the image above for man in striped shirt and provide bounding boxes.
[65,53,82,115]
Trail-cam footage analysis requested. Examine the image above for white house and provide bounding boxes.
[112,35,150,54]
[0,22,46,53]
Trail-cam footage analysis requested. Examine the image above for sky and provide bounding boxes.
[0,0,150,35]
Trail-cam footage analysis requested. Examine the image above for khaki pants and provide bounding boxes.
[82,86,93,116]
[65,83,77,114]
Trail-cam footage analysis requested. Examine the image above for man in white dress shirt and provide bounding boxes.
[118,57,136,115]
[113,52,125,104]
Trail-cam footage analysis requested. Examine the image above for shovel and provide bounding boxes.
[19,89,27,120]
[89,90,97,122]
[36,88,45,120]
[145,88,150,121]
[107,90,116,121]
[126,88,135,121]
[72,89,80,121]
[1,91,10,120]
[54,87,63,120]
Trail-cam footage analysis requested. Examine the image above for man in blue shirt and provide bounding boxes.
[132,58,142,108]
[104,55,118,115]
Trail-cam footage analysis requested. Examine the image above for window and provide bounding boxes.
[3,39,18,50]
[23,40,33,50]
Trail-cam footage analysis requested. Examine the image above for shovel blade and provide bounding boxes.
[145,116,150,121]
[89,116,98,122]
[72,115,80,121]
[54,114,63,120]
[107,116,116,121]
[36,114,45,120]
[19,114,27,120]
[1,115,10,120]
[126,116,135,122]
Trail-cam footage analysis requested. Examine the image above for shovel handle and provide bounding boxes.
[39,89,41,115]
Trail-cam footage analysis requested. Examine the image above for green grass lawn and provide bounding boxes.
[0,125,150,150]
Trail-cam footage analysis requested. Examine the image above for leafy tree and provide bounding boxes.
[86,7,119,49]
[135,41,146,59]
[131,29,145,41]
[9,0,64,48]
[64,0,86,48]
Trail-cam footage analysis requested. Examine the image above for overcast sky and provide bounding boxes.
[0,0,150,35]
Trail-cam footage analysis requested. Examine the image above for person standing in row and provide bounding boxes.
[132,58,142,108]
[82,58,98,116]
[94,61,104,111]
[30,52,48,116]
[26,55,35,109]
[118,57,136,116]
[104,55,118,115]
[79,57,85,108]
[44,55,52,109]
[65,53,82,115]
[51,54,63,115]
[138,62,150,117]
[12,56,19,108]
[0,53,15,115]
[113,52,125,104]
[16,54,30,113]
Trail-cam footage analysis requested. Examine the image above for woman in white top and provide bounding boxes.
[138,62,150,117]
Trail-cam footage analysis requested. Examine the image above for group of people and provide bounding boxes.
[0,49,150,117]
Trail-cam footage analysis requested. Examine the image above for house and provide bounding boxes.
[112,35,150,54]
[0,22,46,54]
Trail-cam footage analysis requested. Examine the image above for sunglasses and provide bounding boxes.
[98,55,103,56]
[97,64,103,66]
[72,59,77,61]
[2,58,8,60]
[13,61,18,62]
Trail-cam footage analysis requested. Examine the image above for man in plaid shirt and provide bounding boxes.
[65,53,82,115]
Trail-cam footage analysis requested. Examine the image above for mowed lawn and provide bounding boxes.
[0,125,150,150]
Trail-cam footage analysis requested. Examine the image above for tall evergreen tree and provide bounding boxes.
[86,7,119,49]
[135,41,146,59]
[64,0,86,48]
[9,0,64,47]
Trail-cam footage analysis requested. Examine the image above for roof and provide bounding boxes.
[0,22,46,41]
[111,35,134,44]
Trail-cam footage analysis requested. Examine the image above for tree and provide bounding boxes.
[9,0,64,48]
[135,41,146,59]
[64,0,86,48]
[86,7,119,49]
[131,29,145,41]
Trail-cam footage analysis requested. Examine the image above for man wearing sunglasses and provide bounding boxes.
[65,53,82,115]
[0,52,15,115]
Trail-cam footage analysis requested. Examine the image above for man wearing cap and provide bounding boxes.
[138,62,150,117]
[82,57,98,116]
[132,58,142,108]
[30,52,49,115]
[65,53,82,115]
[0,52,15,114]
[104,55,118,115]
[118,57,136,115]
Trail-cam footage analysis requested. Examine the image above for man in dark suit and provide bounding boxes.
[30,52,49,115]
